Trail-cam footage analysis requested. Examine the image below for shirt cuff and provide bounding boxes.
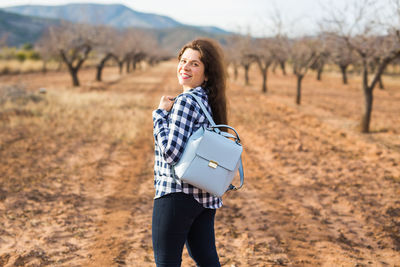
[152,109,169,137]
[152,109,169,122]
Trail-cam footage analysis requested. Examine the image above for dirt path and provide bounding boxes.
[1,62,400,266]
[81,64,175,266]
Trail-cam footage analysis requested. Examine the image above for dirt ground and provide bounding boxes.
[0,62,399,267]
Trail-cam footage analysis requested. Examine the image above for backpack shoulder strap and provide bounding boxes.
[186,91,217,127]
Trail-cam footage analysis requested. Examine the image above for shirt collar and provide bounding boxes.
[188,86,208,95]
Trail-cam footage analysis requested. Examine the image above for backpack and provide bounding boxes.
[173,92,244,197]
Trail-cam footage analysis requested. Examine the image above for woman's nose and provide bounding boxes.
[182,62,190,70]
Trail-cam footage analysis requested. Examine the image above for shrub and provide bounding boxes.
[22,43,34,50]
[16,51,27,62]
[26,50,40,60]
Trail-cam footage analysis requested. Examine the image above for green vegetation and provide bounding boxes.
[0,44,40,61]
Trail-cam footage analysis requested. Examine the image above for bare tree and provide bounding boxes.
[274,35,289,76]
[93,26,118,81]
[108,31,130,74]
[248,38,275,93]
[326,34,356,84]
[267,6,290,76]
[290,38,317,105]
[234,34,254,85]
[139,31,168,68]
[223,36,241,81]
[44,22,97,86]
[325,0,400,132]
[310,35,330,81]
[224,34,256,85]
[35,34,54,73]
[117,29,152,74]
[369,54,386,89]
[132,30,157,71]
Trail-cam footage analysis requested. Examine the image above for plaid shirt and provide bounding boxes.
[152,86,222,209]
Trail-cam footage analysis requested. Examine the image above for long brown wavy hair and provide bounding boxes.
[178,38,228,126]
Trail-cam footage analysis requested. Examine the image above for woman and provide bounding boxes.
[152,38,227,267]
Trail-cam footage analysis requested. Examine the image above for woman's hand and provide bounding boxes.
[158,96,175,112]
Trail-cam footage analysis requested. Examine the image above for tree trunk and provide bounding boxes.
[96,65,103,82]
[272,62,277,74]
[126,59,131,73]
[67,66,80,87]
[132,60,137,71]
[317,64,324,81]
[340,65,348,84]
[72,70,79,86]
[234,65,238,80]
[378,76,384,90]
[59,46,91,87]
[357,52,398,133]
[280,61,286,75]
[42,60,47,73]
[361,86,373,133]
[296,75,303,105]
[244,65,250,85]
[96,54,112,81]
[262,69,267,93]
[63,59,80,87]
[361,59,370,133]
[118,62,123,74]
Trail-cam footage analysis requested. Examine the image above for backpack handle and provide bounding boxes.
[209,124,241,144]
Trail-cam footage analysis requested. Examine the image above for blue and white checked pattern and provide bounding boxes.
[152,86,222,209]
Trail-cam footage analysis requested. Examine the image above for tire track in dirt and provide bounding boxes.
[80,64,176,266]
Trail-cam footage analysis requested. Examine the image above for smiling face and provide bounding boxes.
[177,48,207,91]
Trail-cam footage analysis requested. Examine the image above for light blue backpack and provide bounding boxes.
[173,92,244,197]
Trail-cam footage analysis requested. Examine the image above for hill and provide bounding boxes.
[1,3,231,50]
[3,4,230,34]
[0,9,59,46]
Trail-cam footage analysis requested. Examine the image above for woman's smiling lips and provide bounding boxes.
[180,73,192,79]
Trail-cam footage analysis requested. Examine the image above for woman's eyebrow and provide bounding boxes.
[181,57,201,63]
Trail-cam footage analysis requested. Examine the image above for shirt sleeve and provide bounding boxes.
[152,94,199,165]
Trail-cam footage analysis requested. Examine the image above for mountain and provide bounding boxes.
[0,9,59,46]
[0,4,232,52]
[3,4,230,34]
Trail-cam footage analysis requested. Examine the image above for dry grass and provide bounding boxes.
[0,58,115,75]
[0,59,58,74]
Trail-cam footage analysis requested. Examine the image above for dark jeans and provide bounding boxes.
[152,192,221,267]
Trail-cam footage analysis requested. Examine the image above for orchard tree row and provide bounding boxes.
[36,22,169,86]
[223,0,400,133]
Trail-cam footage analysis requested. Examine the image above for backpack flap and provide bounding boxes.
[196,129,243,172]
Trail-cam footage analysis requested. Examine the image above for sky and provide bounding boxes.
[0,0,393,37]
